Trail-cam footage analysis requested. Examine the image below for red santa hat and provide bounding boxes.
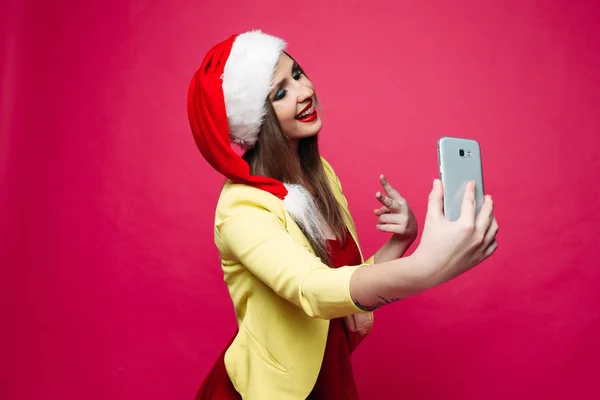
[187,30,287,198]
[187,30,326,244]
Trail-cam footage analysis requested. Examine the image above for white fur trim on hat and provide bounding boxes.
[222,30,286,149]
[283,183,326,247]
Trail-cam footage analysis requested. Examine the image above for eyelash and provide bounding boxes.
[274,66,303,101]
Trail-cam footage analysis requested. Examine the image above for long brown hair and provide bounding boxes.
[241,81,346,267]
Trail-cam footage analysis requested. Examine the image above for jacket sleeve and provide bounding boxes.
[215,187,366,320]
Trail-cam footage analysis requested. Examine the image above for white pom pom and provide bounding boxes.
[282,184,326,247]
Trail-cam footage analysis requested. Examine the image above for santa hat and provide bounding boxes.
[187,30,326,245]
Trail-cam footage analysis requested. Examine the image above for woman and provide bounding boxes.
[187,30,498,399]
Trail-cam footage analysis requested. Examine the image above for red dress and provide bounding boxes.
[196,230,362,399]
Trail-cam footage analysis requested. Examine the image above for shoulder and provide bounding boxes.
[320,156,335,176]
[320,156,343,192]
[215,180,286,221]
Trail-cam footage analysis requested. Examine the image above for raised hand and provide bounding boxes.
[374,174,418,245]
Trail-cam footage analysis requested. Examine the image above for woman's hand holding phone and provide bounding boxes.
[410,179,498,288]
[349,177,498,312]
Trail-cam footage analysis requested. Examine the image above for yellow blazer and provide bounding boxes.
[214,157,375,399]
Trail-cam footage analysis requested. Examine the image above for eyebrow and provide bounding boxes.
[270,61,299,97]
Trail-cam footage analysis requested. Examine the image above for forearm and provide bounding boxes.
[373,236,415,264]
[349,255,429,311]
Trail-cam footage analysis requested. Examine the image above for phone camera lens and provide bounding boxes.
[459,149,465,157]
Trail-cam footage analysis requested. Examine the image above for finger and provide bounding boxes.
[482,215,499,247]
[373,206,390,216]
[378,213,406,225]
[425,179,444,221]
[379,174,405,202]
[484,239,498,257]
[376,223,407,234]
[458,181,477,225]
[476,195,494,232]
[376,191,401,212]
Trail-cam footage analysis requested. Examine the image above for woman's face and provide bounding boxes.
[268,53,322,142]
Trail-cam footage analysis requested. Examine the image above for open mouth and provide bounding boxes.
[295,100,317,122]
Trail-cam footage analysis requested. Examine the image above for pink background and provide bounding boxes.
[2,0,600,399]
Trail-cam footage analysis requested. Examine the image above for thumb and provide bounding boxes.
[425,179,444,221]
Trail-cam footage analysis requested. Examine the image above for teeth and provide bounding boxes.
[298,105,314,119]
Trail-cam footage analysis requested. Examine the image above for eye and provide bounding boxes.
[274,88,287,101]
[292,68,302,80]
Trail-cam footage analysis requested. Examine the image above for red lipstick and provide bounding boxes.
[295,100,317,122]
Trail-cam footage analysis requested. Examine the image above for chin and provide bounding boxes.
[286,123,323,141]
[302,123,323,138]
[299,130,321,140]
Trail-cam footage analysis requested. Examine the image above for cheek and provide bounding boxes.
[274,102,297,128]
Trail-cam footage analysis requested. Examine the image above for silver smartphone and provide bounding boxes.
[437,137,485,221]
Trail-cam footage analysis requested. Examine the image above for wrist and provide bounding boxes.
[388,234,415,257]
[391,233,416,248]
[374,236,404,264]
[407,249,440,290]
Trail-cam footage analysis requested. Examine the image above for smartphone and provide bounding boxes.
[437,137,485,221]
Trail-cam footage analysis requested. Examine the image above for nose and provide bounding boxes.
[296,81,314,103]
